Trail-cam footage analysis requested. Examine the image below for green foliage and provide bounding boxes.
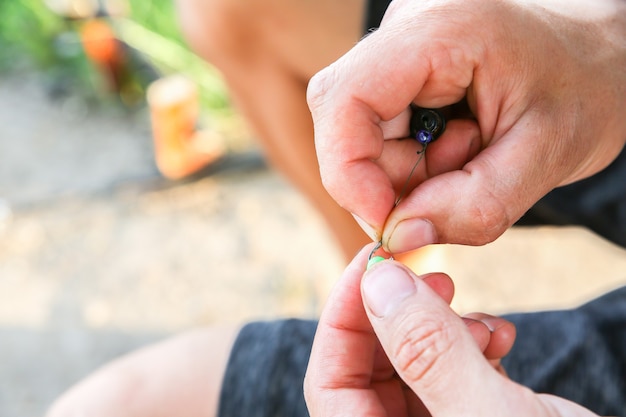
[126,0,186,47]
[0,0,231,112]
[123,0,231,111]
[0,0,75,70]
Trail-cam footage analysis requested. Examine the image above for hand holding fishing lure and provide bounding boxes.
[308,0,626,255]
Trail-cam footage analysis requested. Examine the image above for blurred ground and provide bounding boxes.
[1,73,626,417]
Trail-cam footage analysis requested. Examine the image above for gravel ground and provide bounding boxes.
[1,73,625,417]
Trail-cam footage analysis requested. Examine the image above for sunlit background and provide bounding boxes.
[1,1,625,416]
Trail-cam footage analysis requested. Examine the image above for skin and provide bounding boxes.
[45,246,514,417]
[46,326,240,417]
[45,0,626,415]
[305,3,625,413]
[305,246,601,416]
[308,0,626,254]
[175,0,371,260]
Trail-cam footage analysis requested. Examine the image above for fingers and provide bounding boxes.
[306,252,458,391]
[328,115,483,243]
[306,3,527,248]
[306,245,375,387]
[382,122,561,252]
[304,245,381,417]
[307,247,517,416]
[307,13,476,236]
[379,272,517,364]
[305,247,457,417]
[311,0,626,253]
[308,0,575,251]
[463,312,516,360]
[361,260,515,415]
[375,118,482,199]
[420,273,454,306]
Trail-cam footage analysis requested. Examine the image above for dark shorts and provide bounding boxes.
[218,289,626,417]
[517,145,626,248]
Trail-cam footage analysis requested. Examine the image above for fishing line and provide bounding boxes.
[367,106,446,270]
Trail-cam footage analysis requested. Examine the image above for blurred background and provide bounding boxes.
[0,1,625,416]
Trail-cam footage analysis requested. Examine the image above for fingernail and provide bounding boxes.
[462,317,482,328]
[387,218,437,253]
[352,214,379,241]
[363,262,417,318]
[463,313,501,332]
[475,317,499,332]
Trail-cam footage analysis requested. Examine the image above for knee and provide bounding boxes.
[176,0,261,66]
[45,361,144,417]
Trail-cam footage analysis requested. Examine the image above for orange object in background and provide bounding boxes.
[79,19,120,65]
[79,19,127,92]
[147,75,224,179]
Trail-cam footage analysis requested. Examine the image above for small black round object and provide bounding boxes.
[409,106,446,142]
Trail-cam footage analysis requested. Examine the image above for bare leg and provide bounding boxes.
[46,325,239,417]
[47,3,371,416]
[176,0,370,260]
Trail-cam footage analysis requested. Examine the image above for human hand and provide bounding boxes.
[304,247,599,416]
[307,0,626,253]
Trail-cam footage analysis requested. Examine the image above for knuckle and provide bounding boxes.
[306,66,336,113]
[448,169,512,245]
[319,164,340,195]
[391,315,455,385]
[469,195,510,244]
[302,372,314,405]
[302,377,321,417]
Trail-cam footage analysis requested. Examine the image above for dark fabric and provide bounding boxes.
[502,286,626,416]
[217,289,626,417]
[217,319,317,417]
[363,0,393,33]
[517,144,626,248]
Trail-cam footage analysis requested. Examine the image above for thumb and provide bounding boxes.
[382,135,555,252]
[361,261,515,415]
